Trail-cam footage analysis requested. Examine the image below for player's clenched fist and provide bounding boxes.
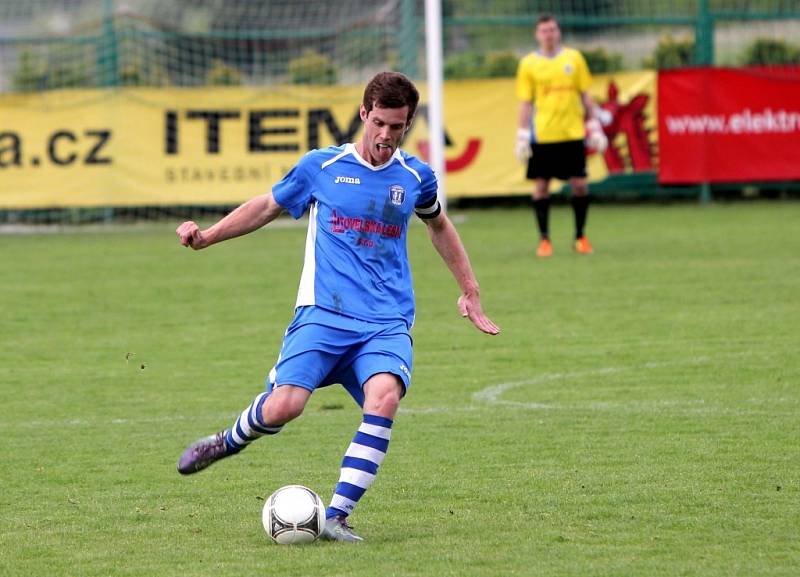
[176,221,207,249]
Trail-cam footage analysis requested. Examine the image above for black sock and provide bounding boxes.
[571,195,590,239]
[532,198,550,240]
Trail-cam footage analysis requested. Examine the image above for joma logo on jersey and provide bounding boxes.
[334,176,361,184]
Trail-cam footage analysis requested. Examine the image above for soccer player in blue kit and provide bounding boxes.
[175,72,500,542]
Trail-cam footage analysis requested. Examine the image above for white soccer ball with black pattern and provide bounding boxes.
[262,485,325,544]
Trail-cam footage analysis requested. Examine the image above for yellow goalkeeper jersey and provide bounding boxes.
[515,47,592,143]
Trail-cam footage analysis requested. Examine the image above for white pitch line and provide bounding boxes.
[0,352,785,429]
[471,353,756,411]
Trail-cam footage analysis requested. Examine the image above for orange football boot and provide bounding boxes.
[536,238,553,258]
[574,236,594,254]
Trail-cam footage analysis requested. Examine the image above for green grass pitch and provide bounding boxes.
[1,202,798,576]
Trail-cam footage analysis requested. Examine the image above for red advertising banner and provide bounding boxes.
[658,66,800,184]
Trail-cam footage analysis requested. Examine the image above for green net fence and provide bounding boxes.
[1,0,420,92]
[1,1,799,222]
[2,0,799,94]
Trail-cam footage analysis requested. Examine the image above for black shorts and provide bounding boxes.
[526,139,587,180]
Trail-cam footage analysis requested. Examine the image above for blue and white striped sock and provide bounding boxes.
[326,413,393,519]
[224,392,283,453]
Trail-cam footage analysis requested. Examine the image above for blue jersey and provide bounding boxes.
[272,143,441,327]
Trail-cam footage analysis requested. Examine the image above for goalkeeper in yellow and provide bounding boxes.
[515,13,606,257]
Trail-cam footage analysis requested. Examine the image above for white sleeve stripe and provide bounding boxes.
[396,156,422,182]
[358,422,392,440]
[415,200,441,215]
[345,443,387,465]
[320,148,352,170]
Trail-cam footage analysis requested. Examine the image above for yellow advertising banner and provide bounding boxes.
[0,72,656,208]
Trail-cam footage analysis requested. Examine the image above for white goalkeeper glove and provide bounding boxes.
[585,118,608,152]
[514,128,532,162]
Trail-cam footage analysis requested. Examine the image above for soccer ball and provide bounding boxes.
[262,485,325,544]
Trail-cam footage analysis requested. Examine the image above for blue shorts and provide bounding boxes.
[266,306,413,407]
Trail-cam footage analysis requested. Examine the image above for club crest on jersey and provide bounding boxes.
[389,184,405,206]
[564,64,573,74]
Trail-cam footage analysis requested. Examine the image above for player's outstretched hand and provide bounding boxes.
[176,221,208,250]
[458,293,500,335]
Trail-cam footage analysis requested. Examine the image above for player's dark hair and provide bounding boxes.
[536,13,558,27]
[362,71,419,125]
